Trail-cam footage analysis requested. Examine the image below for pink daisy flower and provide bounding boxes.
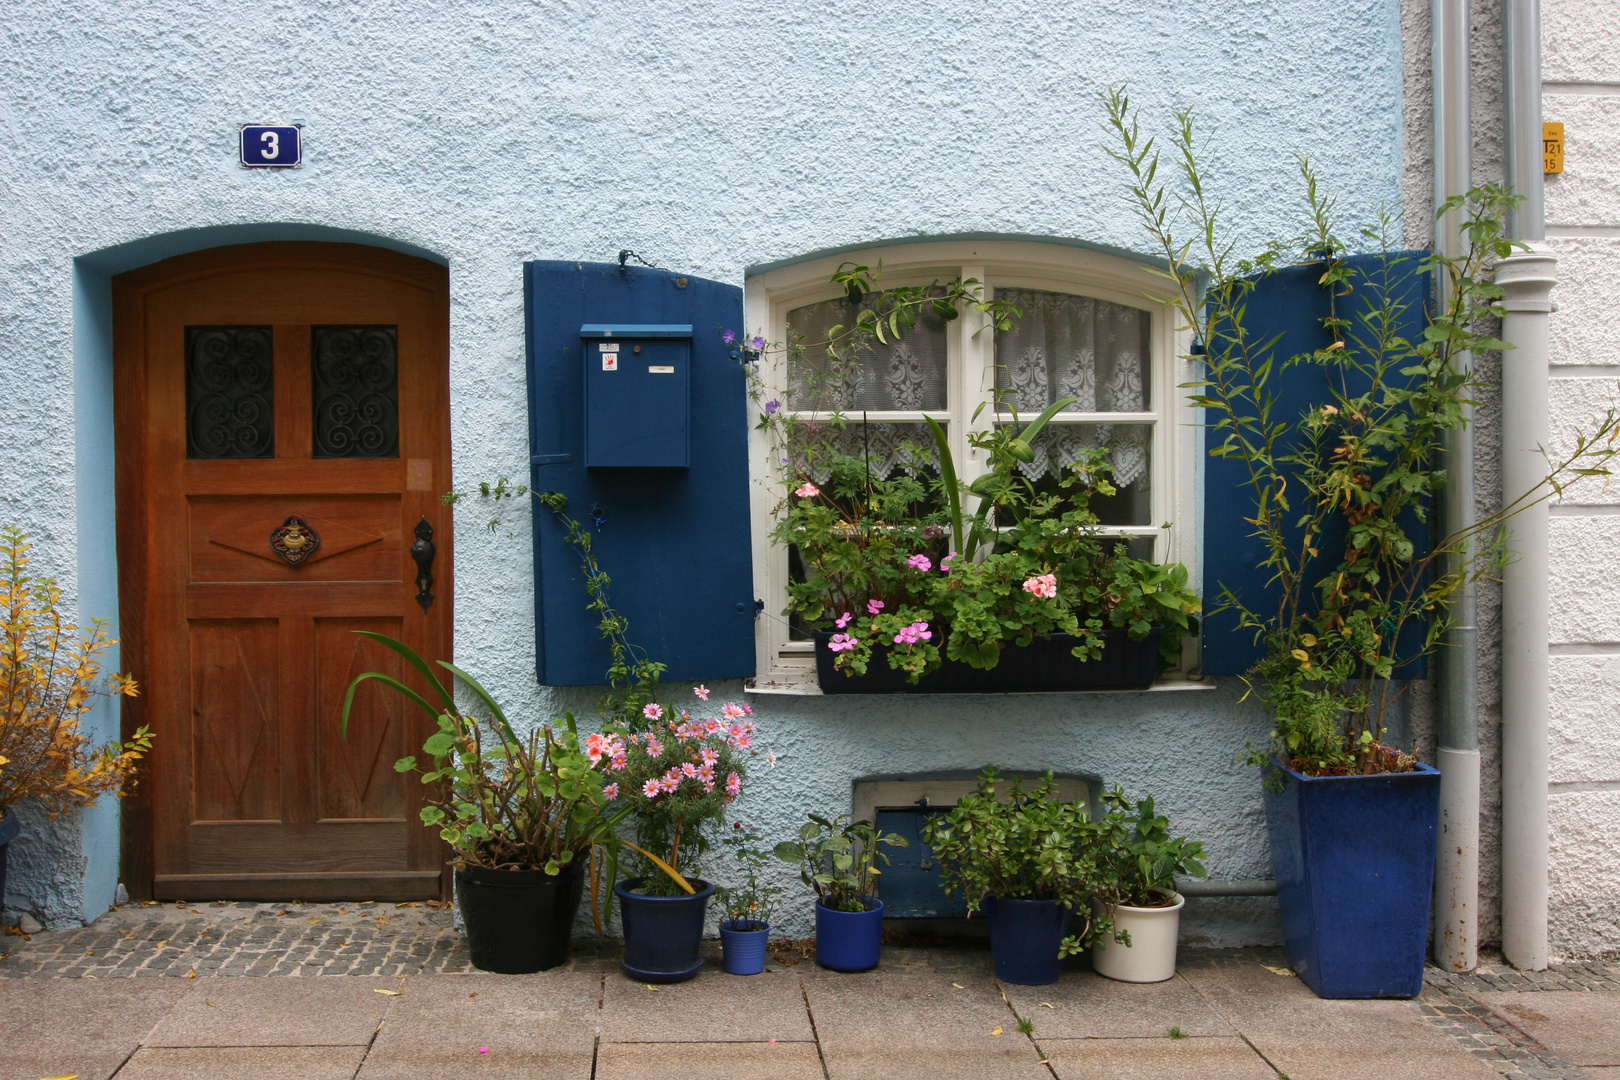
[725,772,742,797]
[642,779,662,798]
[693,684,711,701]
[603,783,619,800]
[643,703,664,721]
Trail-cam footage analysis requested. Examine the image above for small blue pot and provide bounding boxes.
[1263,758,1441,999]
[615,877,715,984]
[815,897,884,972]
[0,808,18,916]
[983,896,1073,986]
[719,918,770,975]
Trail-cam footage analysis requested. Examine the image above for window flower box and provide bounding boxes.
[813,627,1163,694]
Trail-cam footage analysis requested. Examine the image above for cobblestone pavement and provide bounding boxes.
[4,902,1617,1079]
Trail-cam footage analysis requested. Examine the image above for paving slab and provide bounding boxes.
[601,970,814,1042]
[1001,970,1234,1039]
[1182,965,1501,1080]
[0,978,190,1080]
[1472,990,1620,1066]
[144,974,400,1047]
[1038,1036,1278,1080]
[594,1041,825,1079]
[803,971,1050,1079]
[357,972,599,1080]
[113,1046,368,1079]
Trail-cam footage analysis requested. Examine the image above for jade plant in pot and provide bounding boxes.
[775,813,909,972]
[0,527,151,926]
[341,634,688,976]
[715,823,786,976]
[922,769,1117,986]
[738,271,1201,694]
[1104,89,1620,997]
[1091,790,1207,983]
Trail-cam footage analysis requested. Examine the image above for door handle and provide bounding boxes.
[411,516,436,612]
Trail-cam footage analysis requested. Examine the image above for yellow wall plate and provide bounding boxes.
[1544,121,1565,174]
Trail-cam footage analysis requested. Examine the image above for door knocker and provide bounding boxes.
[269,515,321,565]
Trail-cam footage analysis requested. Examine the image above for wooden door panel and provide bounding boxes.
[187,822,408,873]
[115,243,451,901]
[189,496,401,582]
[189,619,281,822]
[316,618,407,821]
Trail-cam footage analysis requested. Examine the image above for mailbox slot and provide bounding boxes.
[582,323,691,468]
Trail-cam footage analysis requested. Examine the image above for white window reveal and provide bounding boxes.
[742,240,1203,692]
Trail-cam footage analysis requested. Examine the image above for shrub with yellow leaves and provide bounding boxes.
[0,527,150,819]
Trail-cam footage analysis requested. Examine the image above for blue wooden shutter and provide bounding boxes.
[1200,253,1432,678]
[525,262,755,686]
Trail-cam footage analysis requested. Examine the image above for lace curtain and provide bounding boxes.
[792,422,938,485]
[785,295,948,412]
[994,289,1151,487]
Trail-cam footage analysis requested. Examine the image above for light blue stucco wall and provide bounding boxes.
[1,0,1406,935]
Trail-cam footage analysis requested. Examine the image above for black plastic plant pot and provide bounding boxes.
[814,627,1164,694]
[615,876,716,984]
[455,860,585,975]
[0,807,18,918]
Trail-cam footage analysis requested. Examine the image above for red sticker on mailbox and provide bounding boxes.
[602,355,618,371]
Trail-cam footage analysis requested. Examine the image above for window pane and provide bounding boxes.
[995,290,1150,413]
[312,326,400,458]
[1010,422,1152,526]
[789,420,940,486]
[785,294,948,412]
[185,326,274,459]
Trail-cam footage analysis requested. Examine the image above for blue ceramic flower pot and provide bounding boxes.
[615,877,715,983]
[815,897,884,972]
[1263,758,1441,999]
[0,807,18,918]
[983,896,1073,985]
[719,918,770,975]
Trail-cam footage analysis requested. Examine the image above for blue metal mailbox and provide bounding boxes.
[583,324,691,469]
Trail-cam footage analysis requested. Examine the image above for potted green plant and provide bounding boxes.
[922,769,1117,986]
[1090,790,1207,983]
[1103,89,1620,997]
[0,527,151,924]
[737,271,1201,694]
[341,635,688,975]
[715,822,786,976]
[775,813,909,972]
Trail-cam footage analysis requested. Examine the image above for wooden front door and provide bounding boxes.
[113,243,451,901]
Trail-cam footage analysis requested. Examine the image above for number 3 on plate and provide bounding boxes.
[260,130,279,159]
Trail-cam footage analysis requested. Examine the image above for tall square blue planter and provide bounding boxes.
[1262,759,1441,999]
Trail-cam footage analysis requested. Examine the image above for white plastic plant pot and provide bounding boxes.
[1091,889,1185,983]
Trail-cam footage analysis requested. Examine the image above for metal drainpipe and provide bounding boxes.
[1432,0,1481,975]
[1499,0,1552,971]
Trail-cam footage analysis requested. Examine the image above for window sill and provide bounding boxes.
[744,672,1216,697]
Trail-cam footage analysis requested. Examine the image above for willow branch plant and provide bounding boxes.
[0,527,150,819]
[1102,87,1620,775]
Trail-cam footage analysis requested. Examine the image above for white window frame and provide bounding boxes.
[742,239,1205,693]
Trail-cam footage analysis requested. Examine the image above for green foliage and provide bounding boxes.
[774,813,909,913]
[1093,789,1207,909]
[716,822,787,929]
[920,769,1117,955]
[1102,86,1620,775]
[341,633,612,873]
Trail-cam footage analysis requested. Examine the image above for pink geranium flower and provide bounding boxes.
[1023,573,1058,599]
[867,599,885,615]
[827,633,857,652]
[941,551,958,572]
[893,621,933,645]
[835,611,852,629]
[795,482,820,498]
[906,553,932,572]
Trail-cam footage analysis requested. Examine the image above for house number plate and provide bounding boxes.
[239,124,302,168]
